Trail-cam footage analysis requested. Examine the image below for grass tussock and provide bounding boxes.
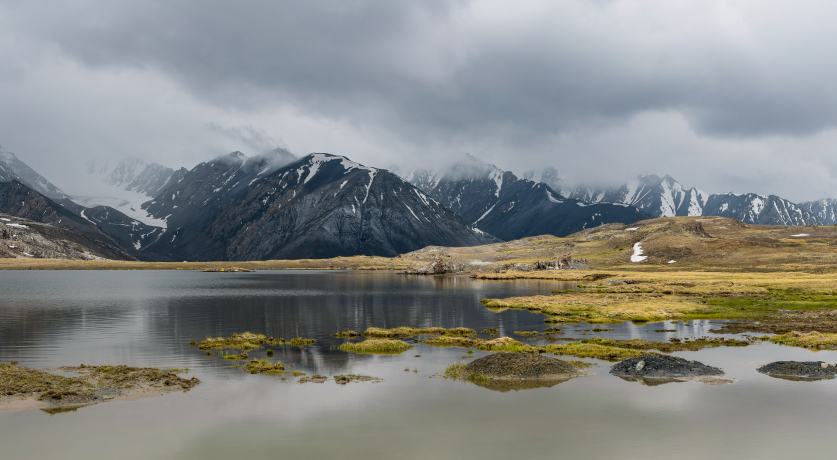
[287,338,316,347]
[331,331,359,338]
[198,332,278,351]
[338,339,414,354]
[544,343,647,361]
[243,359,286,375]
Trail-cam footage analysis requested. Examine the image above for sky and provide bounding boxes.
[1,0,837,201]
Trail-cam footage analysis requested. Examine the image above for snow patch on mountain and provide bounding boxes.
[630,243,647,262]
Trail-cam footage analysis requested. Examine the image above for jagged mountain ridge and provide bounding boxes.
[141,153,496,260]
[799,198,837,225]
[0,145,70,200]
[558,174,822,226]
[562,174,710,218]
[404,155,649,241]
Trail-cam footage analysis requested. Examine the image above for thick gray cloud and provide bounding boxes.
[1,0,837,201]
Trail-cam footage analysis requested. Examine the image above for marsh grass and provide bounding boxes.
[766,331,837,349]
[287,338,316,347]
[331,331,359,338]
[481,268,837,327]
[338,339,414,354]
[544,343,647,361]
[362,327,476,339]
[198,332,278,351]
[421,335,693,361]
[581,336,750,353]
[243,359,286,375]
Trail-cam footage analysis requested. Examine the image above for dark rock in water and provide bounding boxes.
[757,361,837,381]
[610,355,724,385]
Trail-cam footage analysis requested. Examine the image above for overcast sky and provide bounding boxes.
[1,0,837,201]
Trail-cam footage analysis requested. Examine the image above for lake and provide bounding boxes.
[1,270,836,459]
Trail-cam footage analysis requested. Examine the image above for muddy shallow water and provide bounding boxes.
[1,270,836,459]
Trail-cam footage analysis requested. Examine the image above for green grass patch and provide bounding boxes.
[362,327,476,338]
[338,339,414,354]
[766,331,837,350]
[331,331,359,338]
[198,332,279,351]
[243,359,286,375]
[288,338,316,347]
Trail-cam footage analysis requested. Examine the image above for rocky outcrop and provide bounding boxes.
[0,216,132,260]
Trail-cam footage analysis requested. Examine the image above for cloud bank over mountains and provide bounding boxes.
[1,0,836,201]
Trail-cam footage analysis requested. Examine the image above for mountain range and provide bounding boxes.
[1,142,831,262]
[552,173,823,226]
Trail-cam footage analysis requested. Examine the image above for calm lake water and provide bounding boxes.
[1,270,836,459]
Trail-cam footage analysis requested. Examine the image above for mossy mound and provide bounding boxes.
[463,352,587,380]
[445,353,589,392]
[757,361,837,381]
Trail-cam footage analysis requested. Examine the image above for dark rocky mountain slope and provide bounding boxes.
[141,153,496,260]
[0,180,166,260]
[404,155,648,241]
